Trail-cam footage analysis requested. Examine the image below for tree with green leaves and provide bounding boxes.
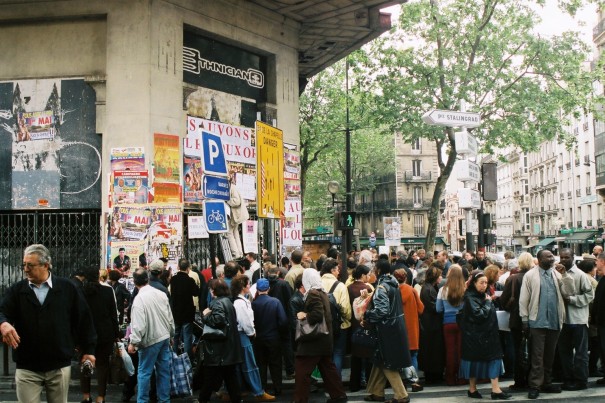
[300,58,394,229]
[358,0,605,252]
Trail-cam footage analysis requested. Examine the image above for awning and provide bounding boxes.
[535,237,556,247]
[565,231,598,244]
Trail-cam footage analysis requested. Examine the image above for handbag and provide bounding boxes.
[202,322,227,341]
[170,350,193,397]
[351,327,378,349]
[295,316,329,342]
[108,343,130,384]
[353,293,372,321]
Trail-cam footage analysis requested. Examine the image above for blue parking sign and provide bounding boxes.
[201,130,228,176]
[204,200,228,233]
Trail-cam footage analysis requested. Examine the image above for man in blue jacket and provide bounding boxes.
[252,278,288,396]
[0,244,97,402]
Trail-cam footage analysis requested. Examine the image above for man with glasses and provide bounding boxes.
[0,244,97,402]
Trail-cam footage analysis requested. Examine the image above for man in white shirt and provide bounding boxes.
[128,268,175,403]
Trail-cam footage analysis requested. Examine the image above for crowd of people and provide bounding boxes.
[4,243,605,402]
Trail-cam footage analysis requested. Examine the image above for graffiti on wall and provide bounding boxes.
[0,79,101,209]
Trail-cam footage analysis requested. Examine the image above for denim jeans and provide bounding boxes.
[558,323,589,384]
[175,322,194,359]
[137,338,171,403]
[332,328,348,378]
[238,331,264,396]
[410,350,419,373]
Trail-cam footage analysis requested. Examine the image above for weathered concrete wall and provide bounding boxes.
[0,0,301,211]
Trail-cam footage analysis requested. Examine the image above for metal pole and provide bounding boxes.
[466,209,475,253]
[342,57,352,280]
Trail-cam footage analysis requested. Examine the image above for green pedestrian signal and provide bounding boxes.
[337,211,356,230]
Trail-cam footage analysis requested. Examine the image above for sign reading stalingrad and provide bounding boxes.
[422,110,481,128]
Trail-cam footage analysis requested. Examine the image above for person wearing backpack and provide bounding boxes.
[320,258,352,378]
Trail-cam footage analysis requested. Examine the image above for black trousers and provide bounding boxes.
[199,365,241,403]
[253,337,283,391]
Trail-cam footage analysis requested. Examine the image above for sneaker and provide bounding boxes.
[255,392,276,402]
[528,389,539,399]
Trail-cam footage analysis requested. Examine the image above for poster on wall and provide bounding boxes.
[183,155,203,203]
[0,79,101,210]
[111,205,152,241]
[153,182,181,204]
[187,115,257,202]
[113,170,149,205]
[111,147,145,171]
[147,205,183,270]
[243,220,259,253]
[153,133,180,183]
[109,240,145,272]
[187,215,209,239]
[383,217,402,247]
[282,200,302,247]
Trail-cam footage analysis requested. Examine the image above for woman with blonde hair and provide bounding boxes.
[436,264,466,385]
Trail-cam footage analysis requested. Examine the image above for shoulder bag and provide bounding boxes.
[295,316,329,342]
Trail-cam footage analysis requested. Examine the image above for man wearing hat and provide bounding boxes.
[251,278,288,396]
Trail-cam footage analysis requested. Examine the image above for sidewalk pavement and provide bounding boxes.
[0,345,604,402]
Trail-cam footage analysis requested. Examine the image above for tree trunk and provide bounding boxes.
[424,138,458,254]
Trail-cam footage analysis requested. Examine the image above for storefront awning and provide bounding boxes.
[535,237,556,247]
[565,231,598,244]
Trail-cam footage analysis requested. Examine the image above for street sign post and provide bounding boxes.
[202,174,230,201]
[201,130,228,176]
[422,109,481,128]
[203,200,228,233]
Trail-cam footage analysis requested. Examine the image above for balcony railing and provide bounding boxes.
[560,193,565,200]
[566,162,571,169]
[588,220,593,227]
[587,187,592,195]
[568,191,572,198]
[399,199,433,209]
[577,221,583,228]
[576,189,582,197]
[402,170,432,182]
[585,155,591,166]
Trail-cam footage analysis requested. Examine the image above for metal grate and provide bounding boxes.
[183,209,212,269]
[0,210,102,296]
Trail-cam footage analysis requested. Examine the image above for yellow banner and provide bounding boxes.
[255,121,284,218]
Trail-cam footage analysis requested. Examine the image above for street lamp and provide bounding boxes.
[328,181,346,206]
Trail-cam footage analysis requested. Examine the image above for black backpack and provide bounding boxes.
[327,281,344,338]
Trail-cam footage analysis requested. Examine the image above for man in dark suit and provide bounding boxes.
[0,244,97,402]
[170,258,200,359]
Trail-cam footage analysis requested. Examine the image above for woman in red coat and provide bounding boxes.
[394,269,424,391]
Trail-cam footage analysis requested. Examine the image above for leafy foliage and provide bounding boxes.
[355,0,605,250]
[299,57,394,229]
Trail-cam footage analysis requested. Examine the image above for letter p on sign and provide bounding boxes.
[201,130,228,176]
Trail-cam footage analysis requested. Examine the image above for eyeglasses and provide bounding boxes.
[21,263,43,269]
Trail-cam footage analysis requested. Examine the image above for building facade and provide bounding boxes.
[0,0,395,280]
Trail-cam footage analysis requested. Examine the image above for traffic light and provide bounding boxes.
[336,211,356,230]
